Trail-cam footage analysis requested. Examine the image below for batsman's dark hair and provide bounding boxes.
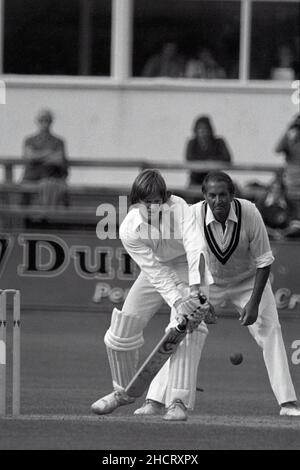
[202,171,235,196]
[129,169,171,205]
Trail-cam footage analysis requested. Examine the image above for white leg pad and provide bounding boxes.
[107,347,139,390]
[104,308,145,389]
[166,322,208,409]
[146,322,208,408]
[104,308,145,351]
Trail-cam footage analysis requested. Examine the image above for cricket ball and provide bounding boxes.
[230,353,243,365]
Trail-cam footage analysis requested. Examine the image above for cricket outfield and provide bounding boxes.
[0,310,299,450]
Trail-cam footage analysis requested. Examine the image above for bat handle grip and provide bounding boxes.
[199,293,208,304]
[175,317,188,332]
[175,294,207,333]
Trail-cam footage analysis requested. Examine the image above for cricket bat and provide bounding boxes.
[125,321,187,398]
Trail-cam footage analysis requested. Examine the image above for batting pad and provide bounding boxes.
[104,308,145,351]
[104,309,145,389]
[146,322,208,409]
[107,347,139,390]
[166,324,208,409]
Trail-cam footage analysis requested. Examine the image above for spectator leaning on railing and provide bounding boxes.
[22,109,69,207]
[185,115,232,187]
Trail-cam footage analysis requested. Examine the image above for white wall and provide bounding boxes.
[0,78,297,187]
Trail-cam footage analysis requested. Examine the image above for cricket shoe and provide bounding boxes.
[163,399,188,421]
[280,402,300,417]
[91,390,135,415]
[134,399,165,416]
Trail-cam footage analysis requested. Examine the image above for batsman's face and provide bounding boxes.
[204,181,233,223]
[141,194,163,217]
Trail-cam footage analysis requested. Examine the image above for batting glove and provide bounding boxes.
[204,302,217,325]
[197,293,217,325]
[174,295,202,326]
[188,293,217,330]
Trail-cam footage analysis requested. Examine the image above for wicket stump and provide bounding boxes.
[0,289,21,416]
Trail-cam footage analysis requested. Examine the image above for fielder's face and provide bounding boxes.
[204,180,233,223]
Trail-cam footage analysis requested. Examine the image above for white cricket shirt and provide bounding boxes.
[119,195,212,307]
[192,198,274,286]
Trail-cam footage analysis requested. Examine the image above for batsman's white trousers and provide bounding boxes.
[147,277,297,406]
[106,261,208,409]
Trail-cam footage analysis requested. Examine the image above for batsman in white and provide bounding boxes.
[91,169,213,421]
[141,171,300,417]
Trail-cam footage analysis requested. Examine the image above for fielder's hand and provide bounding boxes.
[239,299,259,326]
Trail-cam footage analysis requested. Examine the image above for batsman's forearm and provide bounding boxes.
[251,265,271,304]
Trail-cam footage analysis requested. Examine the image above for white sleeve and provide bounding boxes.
[250,207,275,268]
[120,228,182,308]
[180,200,213,286]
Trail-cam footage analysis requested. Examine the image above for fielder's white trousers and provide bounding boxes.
[112,261,208,409]
[147,277,297,406]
